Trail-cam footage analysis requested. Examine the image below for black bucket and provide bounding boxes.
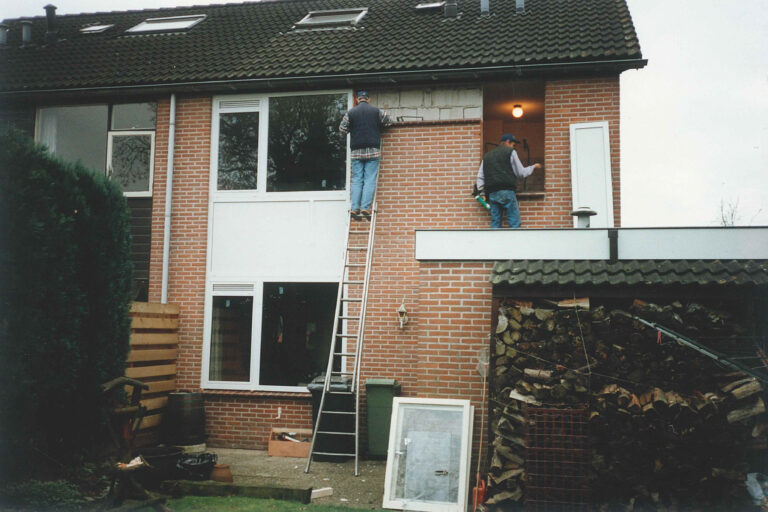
[163,392,207,445]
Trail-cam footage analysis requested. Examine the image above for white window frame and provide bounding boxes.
[126,14,206,34]
[295,8,368,28]
[210,90,352,203]
[383,398,474,512]
[569,121,614,228]
[35,103,156,198]
[201,278,339,392]
[106,130,155,198]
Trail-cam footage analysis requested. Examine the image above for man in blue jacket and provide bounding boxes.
[339,90,392,220]
[476,134,542,228]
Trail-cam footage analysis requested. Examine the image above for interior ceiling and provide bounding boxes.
[483,80,545,122]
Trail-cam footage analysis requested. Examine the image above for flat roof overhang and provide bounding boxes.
[414,227,768,262]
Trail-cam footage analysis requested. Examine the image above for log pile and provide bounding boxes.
[488,298,765,510]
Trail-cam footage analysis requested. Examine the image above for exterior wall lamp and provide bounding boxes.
[397,300,409,328]
[512,104,524,119]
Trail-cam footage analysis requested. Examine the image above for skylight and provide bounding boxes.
[80,24,114,34]
[295,8,367,28]
[126,14,206,34]
[415,1,445,9]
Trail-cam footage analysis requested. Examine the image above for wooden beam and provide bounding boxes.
[130,332,178,346]
[126,379,175,396]
[127,348,178,363]
[131,316,179,330]
[141,396,169,412]
[126,364,176,379]
[131,302,180,315]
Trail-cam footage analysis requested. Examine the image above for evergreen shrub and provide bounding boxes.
[0,127,133,481]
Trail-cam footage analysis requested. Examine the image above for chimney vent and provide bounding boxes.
[480,0,489,15]
[21,20,32,45]
[0,24,8,46]
[515,0,525,13]
[444,0,457,17]
[44,4,58,44]
[570,207,597,228]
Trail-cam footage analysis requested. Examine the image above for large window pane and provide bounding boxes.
[38,105,108,172]
[109,133,152,193]
[209,296,253,382]
[259,283,337,386]
[267,94,346,192]
[218,111,259,190]
[112,102,157,130]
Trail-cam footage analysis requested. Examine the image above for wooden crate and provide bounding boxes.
[268,428,313,458]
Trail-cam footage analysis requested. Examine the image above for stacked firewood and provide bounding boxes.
[487,299,765,510]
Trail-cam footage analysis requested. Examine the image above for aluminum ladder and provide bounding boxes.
[304,202,377,476]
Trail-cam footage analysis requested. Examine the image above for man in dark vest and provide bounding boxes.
[476,134,542,228]
[339,90,392,220]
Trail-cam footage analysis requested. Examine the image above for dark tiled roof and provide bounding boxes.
[0,0,643,93]
[490,260,768,287]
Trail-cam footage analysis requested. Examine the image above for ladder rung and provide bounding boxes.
[317,431,355,436]
[343,281,364,285]
[331,371,353,375]
[335,352,356,356]
[322,410,355,416]
[338,316,360,320]
[336,333,357,338]
[327,390,354,395]
[340,298,362,302]
[347,246,367,251]
[312,451,357,457]
[345,263,365,267]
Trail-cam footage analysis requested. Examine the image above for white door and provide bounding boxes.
[569,121,614,228]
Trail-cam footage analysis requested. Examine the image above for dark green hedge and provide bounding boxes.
[0,128,133,480]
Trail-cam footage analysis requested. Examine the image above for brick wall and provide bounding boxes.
[149,96,211,393]
[149,75,623,450]
[544,77,622,227]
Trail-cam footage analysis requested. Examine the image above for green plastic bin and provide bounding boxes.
[365,379,401,459]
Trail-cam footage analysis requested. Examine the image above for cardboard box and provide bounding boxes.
[268,428,312,458]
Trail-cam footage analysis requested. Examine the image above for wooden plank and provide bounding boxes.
[141,396,169,412]
[130,332,178,346]
[131,316,179,330]
[126,364,176,379]
[125,379,175,396]
[127,348,178,363]
[139,413,163,430]
[131,302,180,315]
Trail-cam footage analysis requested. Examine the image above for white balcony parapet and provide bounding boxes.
[414,227,768,261]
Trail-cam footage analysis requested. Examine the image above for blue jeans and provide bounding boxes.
[350,158,380,211]
[489,189,521,228]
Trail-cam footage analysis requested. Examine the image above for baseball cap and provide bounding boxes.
[500,133,521,143]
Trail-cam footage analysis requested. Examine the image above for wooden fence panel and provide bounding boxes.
[127,302,179,447]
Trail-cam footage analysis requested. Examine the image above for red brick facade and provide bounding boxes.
[146,76,622,450]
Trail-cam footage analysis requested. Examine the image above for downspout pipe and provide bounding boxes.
[161,93,176,304]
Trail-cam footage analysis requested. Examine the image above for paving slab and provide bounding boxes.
[211,448,387,509]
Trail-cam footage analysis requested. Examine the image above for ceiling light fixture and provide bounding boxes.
[512,104,524,119]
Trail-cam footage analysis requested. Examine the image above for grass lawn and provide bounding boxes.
[147,496,389,511]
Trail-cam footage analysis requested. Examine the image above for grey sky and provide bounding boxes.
[3,0,767,227]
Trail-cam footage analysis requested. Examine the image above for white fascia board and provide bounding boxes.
[415,227,768,261]
[415,229,610,260]
[618,227,768,260]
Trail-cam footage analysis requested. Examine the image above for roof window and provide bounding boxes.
[295,8,367,28]
[126,14,206,34]
[80,24,114,34]
[415,1,445,9]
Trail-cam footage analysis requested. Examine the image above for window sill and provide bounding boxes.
[202,388,312,400]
